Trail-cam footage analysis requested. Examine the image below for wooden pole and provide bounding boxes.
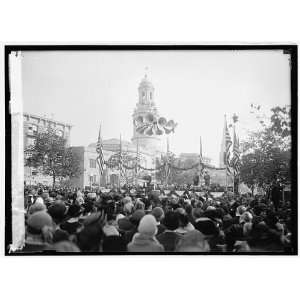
[199,136,202,187]
[135,137,139,186]
[119,134,122,189]
[233,122,235,195]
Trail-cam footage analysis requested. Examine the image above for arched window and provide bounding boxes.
[150,92,152,100]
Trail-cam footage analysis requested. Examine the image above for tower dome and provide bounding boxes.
[138,74,155,105]
[132,73,164,154]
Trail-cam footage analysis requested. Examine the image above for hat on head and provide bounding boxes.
[28,202,47,215]
[123,196,132,204]
[27,211,53,232]
[124,202,134,214]
[35,197,44,205]
[175,207,186,215]
[138,215,157,237]
[206,206,216,211]
[118,217,134,232]
[151,207,164,221]
[236,205,247,217]
[116,213,125,222]
[87,192,97,200]
[103,224,120,237]
[67,204,82,218]
[130,209,145,225]
[195,217,219,236]
[240,211,253,223]
[83,212,102,227]
[176,230,209,252]
[48,200,67,222]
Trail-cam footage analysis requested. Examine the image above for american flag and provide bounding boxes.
[223,118,232,175]
[199,136,204,176]
[135,139,140,174]
[96,125,105,175]
[231,131,241,176]
[119,135,126,180]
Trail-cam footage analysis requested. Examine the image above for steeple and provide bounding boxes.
[132,72,164,153]
[138,69,154,105]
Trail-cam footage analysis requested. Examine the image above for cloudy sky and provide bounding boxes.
[22,49,291,165]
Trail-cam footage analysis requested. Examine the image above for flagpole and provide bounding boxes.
[166,137,170,186]
[199,136,202,187]
[232,122,235,195]
[119,134,122,189]
[224,115,228,192]
[232,113,239,195]
[135,137,139,186]
[98,124,102,189]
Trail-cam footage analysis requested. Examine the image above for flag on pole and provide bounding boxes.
[96,125,105,175]
[231,131,241,176]
[119,135,126,182]
[199,136,204,176]
[223,116,232,175]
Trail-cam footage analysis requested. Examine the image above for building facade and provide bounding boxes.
[70,139,157,189]
[23,113,72,185]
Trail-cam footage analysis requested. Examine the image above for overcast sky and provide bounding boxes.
[22,50,291,165]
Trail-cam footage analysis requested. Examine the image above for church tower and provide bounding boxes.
[132,74,164,154]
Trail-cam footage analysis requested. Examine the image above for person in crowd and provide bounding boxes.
[19,182,293,253]
[60,204,83,235]
[21,211,54,253]
[156,211,181,251]
[127,214,164,252]
[77,213,104,252]
[49,241,81,252]
[175,230,210,252]
[123,209,145,244]
[151,206,166,235]
[175,208,195,235]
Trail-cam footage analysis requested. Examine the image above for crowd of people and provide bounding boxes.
[18,183,293,253]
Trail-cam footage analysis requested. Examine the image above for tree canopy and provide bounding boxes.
[239,105,291,189]
[25,126,81,187]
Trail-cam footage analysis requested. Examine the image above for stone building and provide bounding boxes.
[70,139,157,189]
[23,113,72,185]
